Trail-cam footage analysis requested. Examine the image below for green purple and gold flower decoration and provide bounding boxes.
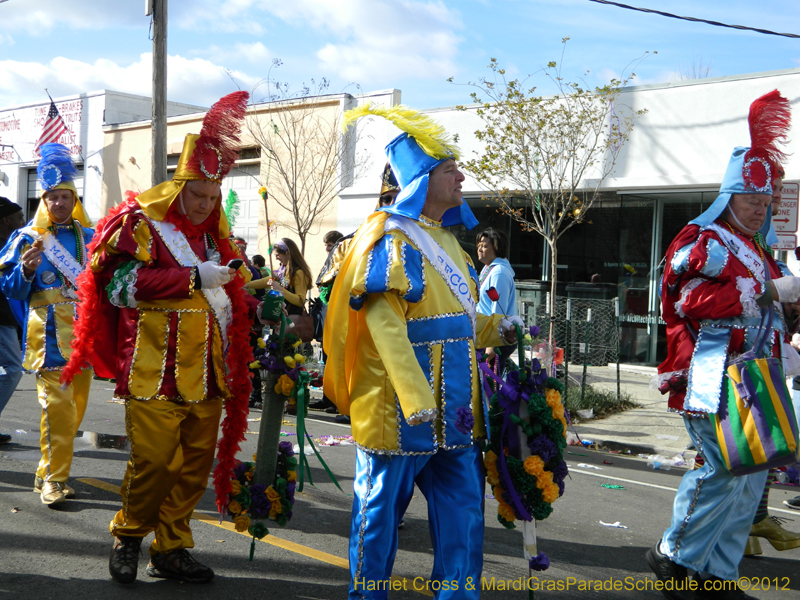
[479,325,568,572]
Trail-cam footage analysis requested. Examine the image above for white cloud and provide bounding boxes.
[177,0,463,82]
[266,0,464,82]
[0,0,143,35]
[0,53,260,107]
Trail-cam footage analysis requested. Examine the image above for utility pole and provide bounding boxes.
[147,0,168,186]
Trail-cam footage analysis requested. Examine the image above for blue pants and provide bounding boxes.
[0,324,22,426]
[349,444,484,600]
[662,415,767,580]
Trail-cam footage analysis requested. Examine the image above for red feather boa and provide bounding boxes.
[63,193,253,515]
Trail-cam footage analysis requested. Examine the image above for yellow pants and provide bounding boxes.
[36,369,92,483]
[110,398,223,555]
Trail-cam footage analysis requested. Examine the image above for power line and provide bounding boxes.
[587,0,800,39]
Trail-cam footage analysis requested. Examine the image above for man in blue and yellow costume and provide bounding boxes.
[0,143,94,506]
[325,105,521,600]
[63,91,253,584]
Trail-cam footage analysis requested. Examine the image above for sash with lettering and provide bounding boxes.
[23,226,87,299]
[385,215,477,337]
[148,218,233,349]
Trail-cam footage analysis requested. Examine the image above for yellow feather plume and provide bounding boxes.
[342,103,460,161]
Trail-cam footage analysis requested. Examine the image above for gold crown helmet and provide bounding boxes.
[135,91,250,237]
[379,162,400,196]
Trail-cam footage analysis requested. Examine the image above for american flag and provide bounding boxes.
[34,101,69,155]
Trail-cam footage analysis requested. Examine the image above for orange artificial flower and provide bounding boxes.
[524,456,545,477]
[234,514,251,532]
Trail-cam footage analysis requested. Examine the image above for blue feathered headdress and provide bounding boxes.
[37,143,78,191]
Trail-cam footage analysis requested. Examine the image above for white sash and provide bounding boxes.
[703,223,766,283]
[385,215,477,336]
[148,218,233,348]
[22,225,86,299]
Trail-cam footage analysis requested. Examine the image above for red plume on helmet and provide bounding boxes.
[743,89,791,192]
[186,90,250,182]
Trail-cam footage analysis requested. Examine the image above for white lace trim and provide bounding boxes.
[109,263,141,308]
[651,369,689,391]
[736,276,759,318]
[674,278,704,319]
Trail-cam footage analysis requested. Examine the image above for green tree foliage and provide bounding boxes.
[453,40,652,341]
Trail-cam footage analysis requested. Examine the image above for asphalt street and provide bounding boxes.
[1,374,800,599]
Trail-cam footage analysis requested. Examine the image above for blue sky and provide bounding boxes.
[1,0,799,110]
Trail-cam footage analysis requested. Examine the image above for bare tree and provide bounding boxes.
[677,56,714,81]
[247,64,367,253]
[452,39,651,342]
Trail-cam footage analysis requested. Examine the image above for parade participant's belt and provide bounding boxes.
[385,215,476,336]
[148,218,233,349]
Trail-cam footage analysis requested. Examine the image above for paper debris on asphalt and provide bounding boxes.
[599,521,628,529]
[315,435,355,446]
[576,463,602,470]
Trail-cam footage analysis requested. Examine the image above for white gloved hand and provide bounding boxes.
[771,276,800,303]
[196,261,233,289]
[499,315,525,333]
[498,316,524,344]
[792,332,800,351]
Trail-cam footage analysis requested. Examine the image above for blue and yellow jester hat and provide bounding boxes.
[691,90,791,233]
[343,103,478,229]
[34,143,92,232]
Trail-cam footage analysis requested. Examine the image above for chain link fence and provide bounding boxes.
[519,294,619,367]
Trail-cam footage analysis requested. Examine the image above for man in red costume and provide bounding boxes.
[64,92,254,584]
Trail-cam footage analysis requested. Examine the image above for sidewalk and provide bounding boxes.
[569,365,693,458]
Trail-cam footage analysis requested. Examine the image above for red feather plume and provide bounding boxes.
[186,91,250,181]
[743,90,791,189]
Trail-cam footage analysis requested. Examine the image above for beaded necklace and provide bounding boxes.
[478,264,496,289]
[753,231,774,256]
[203,233,221,263]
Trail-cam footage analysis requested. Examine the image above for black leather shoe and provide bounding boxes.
[146,549,214,583]
[0,433,11,444]
[693,574,758,599]
[644,543,694,600]
[334,414,351,424]
[109,536,142,584]
[309,398,335,411]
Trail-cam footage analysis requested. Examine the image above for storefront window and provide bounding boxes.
[460,191,722,366]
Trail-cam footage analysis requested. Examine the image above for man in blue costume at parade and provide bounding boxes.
[0,143,94,506]
[324,105,522,600]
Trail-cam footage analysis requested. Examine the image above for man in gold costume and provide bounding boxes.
[64,92,253,584]
[325,105,521,600]
[0,144,94,506]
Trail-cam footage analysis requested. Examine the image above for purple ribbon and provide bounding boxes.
[478,359,532,522]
